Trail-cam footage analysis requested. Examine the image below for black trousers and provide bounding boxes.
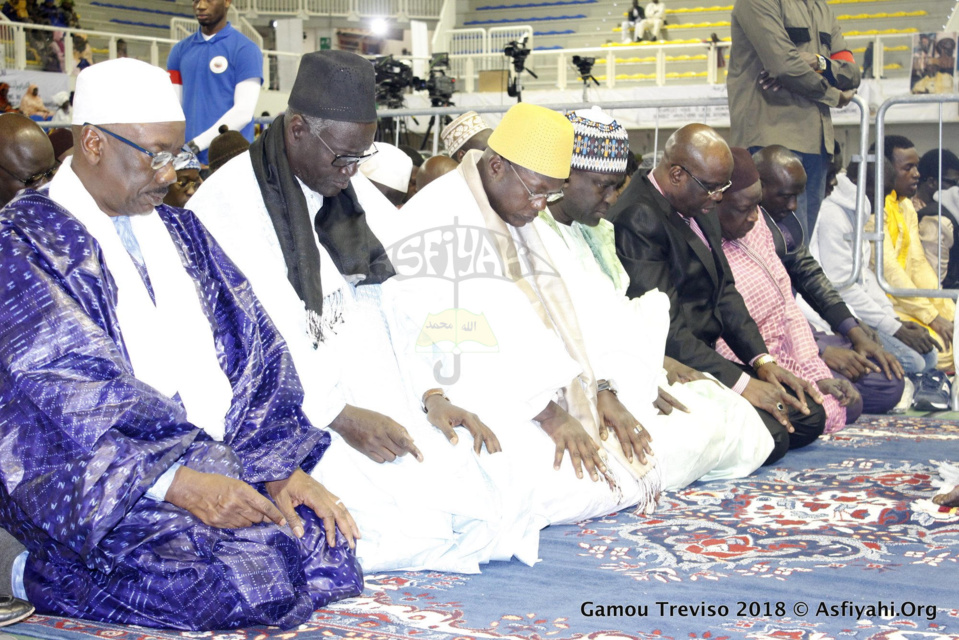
[735,364,827,465]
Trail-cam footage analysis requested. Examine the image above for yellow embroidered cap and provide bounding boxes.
[488,103,574,180]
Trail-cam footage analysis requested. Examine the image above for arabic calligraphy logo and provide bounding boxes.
[385,222,558,381]
[416,309,498,354]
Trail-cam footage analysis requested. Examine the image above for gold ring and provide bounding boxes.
[633,425,643,434]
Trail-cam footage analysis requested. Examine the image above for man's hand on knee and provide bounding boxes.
[929,314,954,351]
[757,363,824,412]
[165,467,287,529]
[265,469,360,549]
[895,321,938,354]
[742,378,796,433]
[330,404,423,464]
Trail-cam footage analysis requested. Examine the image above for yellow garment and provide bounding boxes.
[487,103,573,180]
[912,72,955,95]
[872,193,955,368]
[884,192,909,268]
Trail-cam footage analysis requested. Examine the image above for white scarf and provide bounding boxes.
[49,159,233,440]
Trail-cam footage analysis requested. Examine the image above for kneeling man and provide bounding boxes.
[0,59,361,630]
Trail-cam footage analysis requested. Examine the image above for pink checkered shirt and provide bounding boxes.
[717,215,845,433]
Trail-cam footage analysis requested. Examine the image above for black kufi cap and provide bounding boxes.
[288,50,376,123]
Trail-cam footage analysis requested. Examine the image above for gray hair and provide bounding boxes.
[286,106,332,139]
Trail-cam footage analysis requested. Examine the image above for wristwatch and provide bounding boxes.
[752,354,778,372]
[597,378,619,396]
[815,54,827,74]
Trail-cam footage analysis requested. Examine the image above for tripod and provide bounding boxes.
[419,96,454,151]
[504,37,535,103]
[377,115,417,147]
[507,64,537,103]
[572,55,600,103]
[578,71,600,102]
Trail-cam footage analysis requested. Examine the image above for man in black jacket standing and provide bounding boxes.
[611,124,825,464]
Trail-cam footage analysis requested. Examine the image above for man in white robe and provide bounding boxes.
[383,103,663,526]
[532,107,773,489]
[188,51,536,574]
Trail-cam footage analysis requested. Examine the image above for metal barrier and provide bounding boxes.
[3,22,174,70]
[449,28,486,80]
[835,94,871,291]
[873,93,959,300]
[231,0,443,19]
[376,95,872,174]
[0,18,913,95]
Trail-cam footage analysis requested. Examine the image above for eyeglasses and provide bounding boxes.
[508,162,564,204]
[317,135,378,167]
[676,164,732,197]
[174,175,202,192]
[87,123,196,172]
[0,161,56,189]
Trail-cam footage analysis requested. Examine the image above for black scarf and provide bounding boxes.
[249,114,395,320]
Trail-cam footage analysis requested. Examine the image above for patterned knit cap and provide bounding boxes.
[565,106,629,174]
[441,110,491,156]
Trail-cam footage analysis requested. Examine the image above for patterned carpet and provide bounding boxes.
[7,414,959,640]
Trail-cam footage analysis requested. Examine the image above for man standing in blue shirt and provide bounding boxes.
[168,0,262,165]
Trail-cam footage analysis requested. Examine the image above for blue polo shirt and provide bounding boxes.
[167,23,262,164]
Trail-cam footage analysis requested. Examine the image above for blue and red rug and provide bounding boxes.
[8,414,959,640]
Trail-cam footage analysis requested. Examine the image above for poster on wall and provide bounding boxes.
[0,69,70,116]
[911,32,957,94]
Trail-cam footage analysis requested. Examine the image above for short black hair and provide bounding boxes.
[883,135,915,162]
[917,148,959,181]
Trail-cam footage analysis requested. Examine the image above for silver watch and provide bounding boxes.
[597,378,619,395]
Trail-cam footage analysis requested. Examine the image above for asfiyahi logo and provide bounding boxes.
[385,221,559,380]
[387,222,558,282]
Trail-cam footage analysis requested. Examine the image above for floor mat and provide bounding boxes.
[8,414,959,639]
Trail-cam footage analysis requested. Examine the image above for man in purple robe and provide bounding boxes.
[0,58,362,630]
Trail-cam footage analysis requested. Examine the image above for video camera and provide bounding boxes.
[572,55,596,77]
[373,53,456,109]
[373,55,415,109]
[503,36,532,74]
[504,36,536,100]
[412,53,456,107]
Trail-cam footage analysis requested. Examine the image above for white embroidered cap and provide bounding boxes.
[73,58,185,125]
[440,111,491,156]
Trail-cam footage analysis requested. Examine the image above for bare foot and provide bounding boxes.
[932,485,959,508]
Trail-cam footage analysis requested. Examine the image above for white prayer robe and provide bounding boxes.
[381,157,661,526]
[533,212,774,489]
[187,151,538,573]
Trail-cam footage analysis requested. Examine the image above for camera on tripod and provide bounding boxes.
[412,52,456,107]
[504,36,532,74]
[572,55,596,78]
[373,55,414,109]
[503,36,536,100]
[571,54,599,100]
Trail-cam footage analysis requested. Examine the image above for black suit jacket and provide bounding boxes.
[763,209,855,332]
[611,172,767,387]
